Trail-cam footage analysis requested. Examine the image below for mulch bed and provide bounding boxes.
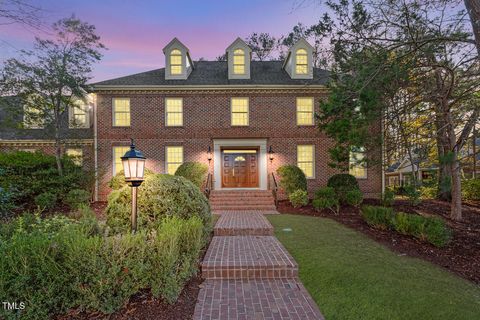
[56,275,203,320]
[277,199,480,284]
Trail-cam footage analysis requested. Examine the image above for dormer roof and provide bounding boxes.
[226,37,252,80]
[162,37,194,80]
[283,37,314,79]
[226,37,252,53]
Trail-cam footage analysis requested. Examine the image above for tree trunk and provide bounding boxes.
[54,110,63,176]
[464,0,480,55]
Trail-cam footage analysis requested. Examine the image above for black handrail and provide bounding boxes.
[270,172,278,208]
[204,173,212,199]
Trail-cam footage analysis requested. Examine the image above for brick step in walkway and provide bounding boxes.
[194,278,324,320]
[212,209,280,215]
[201,236,298,280]
[214,211,274,236]
[211,204,277,211]
[210,198,275,205]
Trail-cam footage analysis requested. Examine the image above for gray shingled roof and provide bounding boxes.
[92,61,329,87]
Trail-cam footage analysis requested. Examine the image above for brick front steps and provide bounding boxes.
[201,236,298,280]
[210,190,276,212]
[194,279,324,320]
[214,211,274,236]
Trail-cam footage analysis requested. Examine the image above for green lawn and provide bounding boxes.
[267,214,480,320]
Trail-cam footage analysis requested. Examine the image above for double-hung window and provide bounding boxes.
[296,97,314,126]
[166,146,184,175]
[113,98,130,127]
[165,98,183,126]
[295,49,308,74]
[231,98,249,126]
[297,145,315,178]
[349,147,367,178]
[233,49,245,74]
[170,49,183,75]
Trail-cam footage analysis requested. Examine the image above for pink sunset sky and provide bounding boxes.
[0,0,326,82]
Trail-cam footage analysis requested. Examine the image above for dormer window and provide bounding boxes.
[283,38,314,79]
[163,38,194,80]
[226,37,252,79]
[233,49,246,75]
[170,49,183,75]
[295,49,308,75]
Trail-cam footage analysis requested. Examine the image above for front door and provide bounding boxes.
[222,149,258,188]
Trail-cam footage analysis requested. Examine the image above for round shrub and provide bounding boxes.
[288,189,309,208]
[106,174,211,232]
[313,187,339,214]
[108,168,155,190]
[345,189,363,207]
[462,179,480,201]
[64,189,91,209]
[327,174,359,203]
[174,162,208,188]
[34,192,57,210]
[276,165,307,196]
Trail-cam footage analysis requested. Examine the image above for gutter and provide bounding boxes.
[90,84,328,92]
[93,93,99,202]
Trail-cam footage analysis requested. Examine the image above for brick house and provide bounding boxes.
[0,96,94,168]
[91,37,383,201]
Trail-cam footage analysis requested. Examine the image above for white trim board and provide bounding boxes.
[213,139,268,190]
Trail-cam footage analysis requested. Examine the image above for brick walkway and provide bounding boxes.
[194,191,324,319]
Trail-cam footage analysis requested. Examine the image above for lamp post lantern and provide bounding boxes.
[121,139,146,233]
[268,146,274,163]
[207,146,213,163]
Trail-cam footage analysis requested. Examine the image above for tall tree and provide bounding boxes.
[245,32,277,61]
[0,16,105,174]
[464,0,480,54]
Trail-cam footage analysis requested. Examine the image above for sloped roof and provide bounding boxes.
[92,61,329,87]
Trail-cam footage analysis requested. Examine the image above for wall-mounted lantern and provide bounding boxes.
[268,146,274,163]
[207,146,213,163]
[121,139,146,233]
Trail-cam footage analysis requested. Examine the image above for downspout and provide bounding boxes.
[93,93,99,201]
[381,108,386,195]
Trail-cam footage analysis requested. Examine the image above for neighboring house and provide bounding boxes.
[0,96,94,168]
[385,157,437,187]
[90,37,383,201]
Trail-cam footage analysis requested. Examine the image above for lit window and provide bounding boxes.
[233,49,245,74]
[66,148,83,166]
[231,98,249,126]
[350,147,367,178]
[295,49,308,74]
[70,101,89,128]
[24,106,44,129]
[296,98,314,125]
[166,146,183,175]
[113,98,130,127]
[297,145,315,178]
[170,49,183,75]
[113,146,130,175]
[165,98,183,126]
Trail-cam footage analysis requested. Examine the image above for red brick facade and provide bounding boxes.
[95,88,383,200]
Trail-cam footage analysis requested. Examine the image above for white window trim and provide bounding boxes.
[297,144,316,179]
[230,97,249,126]
[295,48,309,75]
[165,146,184,175]
[296,97,315,126]
[233,49,246,75]
[165,97,184,127]
[112,98,131,127]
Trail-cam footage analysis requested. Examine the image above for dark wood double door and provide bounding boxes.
[221,149,258,188]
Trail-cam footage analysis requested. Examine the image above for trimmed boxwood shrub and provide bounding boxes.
[174,162,208,188]
[313,187,339,214]
[345,189,363,207]
[289,189,309,208]
[106,174,211,234]
[462,179,480,201]
[34,192,57,210]
[327,174,359,204]
[361,205,394,229]
[64,189,91,209]
[276,165,307,196]
[108,168,155,190]
[0,211,205,319]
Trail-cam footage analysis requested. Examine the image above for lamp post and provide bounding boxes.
[121,139,146,233]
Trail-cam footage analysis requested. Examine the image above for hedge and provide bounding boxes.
[0,210,205,319]
[276,165,307,196]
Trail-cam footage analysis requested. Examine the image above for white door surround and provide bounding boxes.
[213,139,268,190]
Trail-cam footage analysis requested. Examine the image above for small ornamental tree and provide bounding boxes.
[0,16,105,175]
